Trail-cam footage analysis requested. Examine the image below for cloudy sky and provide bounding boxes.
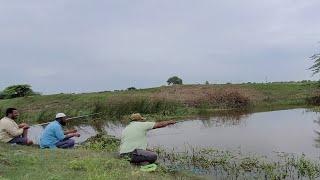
[0,0,319,94]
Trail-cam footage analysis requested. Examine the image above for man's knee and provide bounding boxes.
[8,136,28,145]
[148,153,157,163]
[68,139,75,147]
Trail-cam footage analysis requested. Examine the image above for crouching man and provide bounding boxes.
[0,108,33,145]
[119,113,176,164]
[40,113,80,149]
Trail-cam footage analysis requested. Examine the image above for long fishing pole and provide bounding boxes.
[33,112,102,126]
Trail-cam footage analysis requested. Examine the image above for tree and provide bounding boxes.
[1,84,37,99]
[205,81,209,85]
[309,53,320,75]
[167,76,183,85]
[127,87,137,91]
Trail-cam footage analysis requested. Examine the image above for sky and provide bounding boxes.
[0,0,320,94]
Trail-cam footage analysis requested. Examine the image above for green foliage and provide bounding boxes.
[205,81,209,85]
[0,84,38,99]
[309,53,320,75]
[81,134,120,152]
[167,76,183,85]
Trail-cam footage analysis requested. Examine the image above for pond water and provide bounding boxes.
[29,108,320,159]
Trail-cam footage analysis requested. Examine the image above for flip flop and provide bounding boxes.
[140,163,157,172]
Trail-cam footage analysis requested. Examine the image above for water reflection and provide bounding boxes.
[198,110,251,128]
[313,116,320,148]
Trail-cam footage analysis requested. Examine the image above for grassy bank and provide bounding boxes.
[2,134,319,180]
[0,81,318,124]
[0,142,200,180]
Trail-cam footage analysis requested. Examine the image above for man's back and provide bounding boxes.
[119,121,155,154]
[40,121,65,148]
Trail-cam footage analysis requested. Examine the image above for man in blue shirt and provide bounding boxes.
[40,113,80,149]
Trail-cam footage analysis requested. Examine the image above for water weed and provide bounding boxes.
[155,146,320,179]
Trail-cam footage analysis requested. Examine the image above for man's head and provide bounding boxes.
[55,113,67,126]
[6,108,19,120]
[130,113,145,122]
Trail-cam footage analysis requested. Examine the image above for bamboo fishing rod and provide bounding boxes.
[33,112,102,126]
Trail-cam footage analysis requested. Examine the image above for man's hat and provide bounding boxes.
[56,113,67,119]
[130,113,145,121]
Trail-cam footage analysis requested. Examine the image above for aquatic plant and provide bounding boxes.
[80,134,120,152]
[154,146,320,179]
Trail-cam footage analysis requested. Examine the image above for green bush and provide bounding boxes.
[167,76,183,85]
[1,84,39,99]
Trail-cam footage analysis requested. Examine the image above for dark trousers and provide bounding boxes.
[8,136,28,145]
[55,139,75,148]
[121,149,157,164]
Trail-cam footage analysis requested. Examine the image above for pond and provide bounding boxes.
[29,108,320,159]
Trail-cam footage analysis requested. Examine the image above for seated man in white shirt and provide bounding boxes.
[0,108,33,145]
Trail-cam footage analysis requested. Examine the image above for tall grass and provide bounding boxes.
[91,95,183,119]
[153,86,251,109]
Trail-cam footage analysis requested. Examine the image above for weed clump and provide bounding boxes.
[81,134,120,152]
[155,147,320,179]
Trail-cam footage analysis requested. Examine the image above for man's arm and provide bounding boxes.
[64,129,77,135]
[63,133,80,140]
[18,123,30,129]
[4,121,24,137]
[153,120,176,129]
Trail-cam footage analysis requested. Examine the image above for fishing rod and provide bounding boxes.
[33,112,102,126]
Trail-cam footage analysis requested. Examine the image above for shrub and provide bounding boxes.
[306,95,320,105]
[1,84,39,99]
[167,76,183,85]
[127,87,137,91]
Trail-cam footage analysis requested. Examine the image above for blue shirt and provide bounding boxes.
[40,120,65,149]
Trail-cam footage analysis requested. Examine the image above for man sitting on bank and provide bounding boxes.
[40,113,80,149]
[119,113,176,164]
[0,108,33,145]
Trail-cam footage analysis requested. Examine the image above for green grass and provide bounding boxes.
[0,143,200,180]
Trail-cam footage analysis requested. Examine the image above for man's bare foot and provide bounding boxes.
[26,140,33,146]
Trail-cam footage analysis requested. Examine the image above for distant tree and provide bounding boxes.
[205,81,209,85]
[167,76,183,85]
[127,87,137,91]
[0,92,4,99]
[1,84,38,99]
[309,53,320,75]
